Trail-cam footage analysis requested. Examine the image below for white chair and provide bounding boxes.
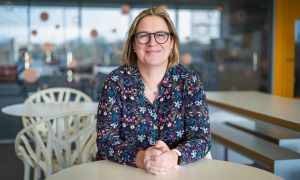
[204,151,212,159]
[22,87,92,142]
[82,133,98,163]
[82,133,212,164]
[15,111,97,180]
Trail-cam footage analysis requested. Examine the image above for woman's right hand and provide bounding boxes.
[144,147,164,174]
[136,147,163,173]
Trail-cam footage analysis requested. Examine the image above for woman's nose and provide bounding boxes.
[148,34,157,46]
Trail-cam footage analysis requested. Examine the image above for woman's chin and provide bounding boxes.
[142,59,168,67]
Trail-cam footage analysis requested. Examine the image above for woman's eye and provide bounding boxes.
[157,33,165,37]
[139,34,147,38]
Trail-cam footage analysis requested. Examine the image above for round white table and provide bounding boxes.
[2,102,99,140]
[1,102,98,117]
[45,159,283,180]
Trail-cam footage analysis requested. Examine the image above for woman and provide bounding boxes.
[96,7,211,175]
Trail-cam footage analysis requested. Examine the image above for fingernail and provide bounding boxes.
[147,164,150,167]
[150,170,153,172]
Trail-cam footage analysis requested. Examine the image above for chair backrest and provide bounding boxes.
[22,87,92,140]
[204,151,212,159]
[15,111,97,178]
[82,133,98,163]
[24,87,92,104]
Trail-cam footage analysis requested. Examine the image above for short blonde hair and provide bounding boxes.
[120,7,180,68]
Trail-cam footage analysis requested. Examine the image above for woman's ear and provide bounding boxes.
[132,43,135,52]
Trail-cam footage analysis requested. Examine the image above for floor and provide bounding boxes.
[0,144,32,180]
[0,93,27,141]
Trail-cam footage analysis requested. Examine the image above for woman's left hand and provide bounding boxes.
[146,140,177,175]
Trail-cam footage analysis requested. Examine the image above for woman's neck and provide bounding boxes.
[137,62,167,89]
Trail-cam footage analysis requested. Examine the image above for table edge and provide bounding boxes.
[207,100,300,132]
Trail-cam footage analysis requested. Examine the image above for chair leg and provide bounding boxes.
[45,165,53,178]
[34,166,41,180]
[22,158,31,180]
[45,170,52,178]
[224,147,228,161]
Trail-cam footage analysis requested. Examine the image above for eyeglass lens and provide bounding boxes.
[136,32,169,44]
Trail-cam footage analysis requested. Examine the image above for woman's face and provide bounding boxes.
[134,16,173,68]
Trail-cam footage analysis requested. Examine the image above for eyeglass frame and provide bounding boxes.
[134,31,171,45]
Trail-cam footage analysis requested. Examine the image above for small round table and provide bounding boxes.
[2,102,98,117]
[45,159,284,180]
[2,102,99,140]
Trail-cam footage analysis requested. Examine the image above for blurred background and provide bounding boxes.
[0,0,299,140]
[0,0,274,96]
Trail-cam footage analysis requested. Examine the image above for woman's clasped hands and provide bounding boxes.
[137,140,178,175]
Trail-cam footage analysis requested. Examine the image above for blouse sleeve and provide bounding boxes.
[175,73,211,165]
[96,73,142,167]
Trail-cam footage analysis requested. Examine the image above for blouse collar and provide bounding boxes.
[130,65,174,89]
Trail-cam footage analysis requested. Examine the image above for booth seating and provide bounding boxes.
[211,122,300,180]
[225,119,300,153]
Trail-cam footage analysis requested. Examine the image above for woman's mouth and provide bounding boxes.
[146,50,160,54]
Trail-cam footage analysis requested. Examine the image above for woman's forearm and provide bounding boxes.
[136,150,145,169]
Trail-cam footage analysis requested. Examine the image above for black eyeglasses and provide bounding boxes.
[135,31,171,45]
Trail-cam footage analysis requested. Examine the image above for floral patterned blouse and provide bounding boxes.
[96,64,211,167]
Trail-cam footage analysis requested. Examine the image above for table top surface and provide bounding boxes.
[206,91,300,131]
[45,159,283,180]
[1,102,98,117]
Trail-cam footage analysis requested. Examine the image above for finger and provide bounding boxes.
[145,147,163,159]
[151,153,170,162]
[144,148,163,167]
[145,165,152,174]
[155,140,168,149]
[147,159,167,168]
[155,141,169,153]
[145,160,157,175]
[148,148,163,156]
[150,155,169,162]
[148,165,167,175]
[156,146,169,153]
